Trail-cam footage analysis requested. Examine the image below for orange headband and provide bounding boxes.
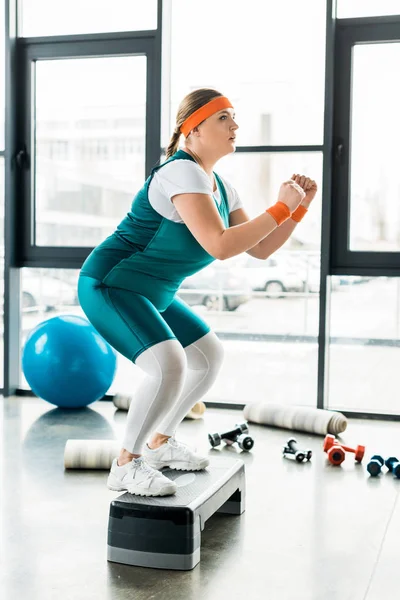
[180,96,234,138]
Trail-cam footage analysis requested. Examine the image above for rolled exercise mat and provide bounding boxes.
[113,394,206,420]
[185,401,206,420]
[64,439,120,469]
[243,403,347,436]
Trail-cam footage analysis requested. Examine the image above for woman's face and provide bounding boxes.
[194,107,239,156]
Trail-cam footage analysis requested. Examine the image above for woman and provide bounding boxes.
[78,88,317,497]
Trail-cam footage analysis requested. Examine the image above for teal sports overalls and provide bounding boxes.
[78,149,230,362]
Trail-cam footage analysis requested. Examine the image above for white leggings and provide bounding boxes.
[122,331,224,454]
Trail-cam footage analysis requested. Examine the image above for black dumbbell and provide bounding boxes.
[367,455,384,476]
[208,422,254,451]
[282,437,312,463]
[385,457,400,478]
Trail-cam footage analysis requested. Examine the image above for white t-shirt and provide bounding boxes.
[148,158,244,223]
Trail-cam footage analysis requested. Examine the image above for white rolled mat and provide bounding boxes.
[185,401,206,420]
[243,403,347,436]
[112,393,131,411]
[64,439,120,469]
[113,394,206,420]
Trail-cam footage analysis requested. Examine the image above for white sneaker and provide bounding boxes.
[143,436,210,471]
[107,456,177,497]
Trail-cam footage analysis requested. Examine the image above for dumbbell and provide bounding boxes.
[324,442,346,466]
[385,457,400,478]
[323,434,365,466]
[208,422,254,451]
[367,455,384,477]
[282,437,312,463]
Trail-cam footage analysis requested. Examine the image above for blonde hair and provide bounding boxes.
[165,88,224,159]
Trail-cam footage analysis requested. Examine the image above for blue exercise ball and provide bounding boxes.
[22,314,117,408]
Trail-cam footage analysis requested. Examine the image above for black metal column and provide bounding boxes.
[317,0,336,409]
[3,0,20,396]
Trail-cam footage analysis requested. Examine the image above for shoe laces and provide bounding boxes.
[168,436,195,455]
[129,457,161,480]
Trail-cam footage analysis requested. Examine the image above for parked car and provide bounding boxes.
[337,275,368,285]
[22,270,78,310]
[235,253,342,297]
[289,255,341,293]
[284,256,332,294]
[236,255,305,297]
[177,264,251,311]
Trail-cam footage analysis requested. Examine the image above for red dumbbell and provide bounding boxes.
[323,434,365,465]
[324,442,345,465]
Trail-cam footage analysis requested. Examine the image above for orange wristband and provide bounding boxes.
[291,204,308,223]
[266,201,291,226]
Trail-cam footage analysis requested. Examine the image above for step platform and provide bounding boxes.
[107,458,245,570]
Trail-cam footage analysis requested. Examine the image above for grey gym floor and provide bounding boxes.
[1,396,399,600]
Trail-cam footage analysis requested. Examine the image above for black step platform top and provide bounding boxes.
[110,458,244,513]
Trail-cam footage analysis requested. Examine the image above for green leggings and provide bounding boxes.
[77,275,211,362]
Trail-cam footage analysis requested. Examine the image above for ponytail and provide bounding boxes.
[166,129,181,159]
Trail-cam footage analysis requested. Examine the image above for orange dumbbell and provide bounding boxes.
[323,434,365,466]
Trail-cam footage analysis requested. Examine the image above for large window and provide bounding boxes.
[20,1,325,405]
[159,0,326,406]
[19,0,158,37]
[7,1,400,417]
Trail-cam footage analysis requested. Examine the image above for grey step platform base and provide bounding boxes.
[107,458,245,571]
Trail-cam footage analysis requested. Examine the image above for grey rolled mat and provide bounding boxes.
[243,403,347,436]
[113,394,206,419]
[64,439,120,469]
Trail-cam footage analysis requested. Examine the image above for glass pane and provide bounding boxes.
[34,56,146,247]
[217,151,323,256]
[349,44,400,251]
[20,256,326,410]
[0,0,4,149]
[20,268,80,388]
[0,159,3,387]
[328,276,400,414]
[19,268,148,397]
[20,0,157,37]
[338,0,400,18]
[165,0,326,147]
[174,152,323,405]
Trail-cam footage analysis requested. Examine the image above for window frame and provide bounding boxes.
[331,16,400,276]
[15,30,161,267]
